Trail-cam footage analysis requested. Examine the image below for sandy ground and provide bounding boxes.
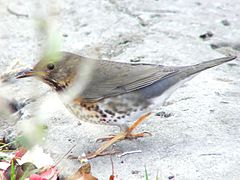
[0,0,240,179]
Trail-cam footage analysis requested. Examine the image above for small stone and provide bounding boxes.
[131,170,140,174]
[221,19,230,26]
[155,111,173,118]
[227,63,238,67]
[220,101,229,104]
[209,109,215,113]
[118,40,130,45]
[130,58,140,63]
[199,31,213,40]
[130,56,144,63]
[210,44,219,49]
[195,2,202,6]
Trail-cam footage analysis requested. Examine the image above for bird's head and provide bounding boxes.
[16,52,80,91]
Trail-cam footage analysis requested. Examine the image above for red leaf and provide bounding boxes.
[15,148,27,159]
[38,166,58,180]
[30,174,47,180]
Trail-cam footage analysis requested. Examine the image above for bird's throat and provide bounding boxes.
[43,78,66,92]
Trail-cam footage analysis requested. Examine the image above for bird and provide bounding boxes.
[16,51,237,159]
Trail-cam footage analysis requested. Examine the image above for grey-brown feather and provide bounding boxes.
[61,52,236,101]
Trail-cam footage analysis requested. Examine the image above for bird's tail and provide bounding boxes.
[180,56,237,78]
[138,56,237,101]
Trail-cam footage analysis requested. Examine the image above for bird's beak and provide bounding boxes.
[16,68,35,78]
[16,68,47,79]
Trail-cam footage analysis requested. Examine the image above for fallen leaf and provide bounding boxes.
[15,147,27,159]
[38,166,59,180]
[29,173,47,180]
[68,163,97,180]
[4,160,24,180]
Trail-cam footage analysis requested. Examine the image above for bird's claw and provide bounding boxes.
[96,131,152,142]
[125,131,152,139]
[95,134,115,142]
[78,148,122,161]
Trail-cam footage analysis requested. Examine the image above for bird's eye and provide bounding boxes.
[47,63,55,70]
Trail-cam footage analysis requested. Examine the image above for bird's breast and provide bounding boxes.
[62,92,151,127]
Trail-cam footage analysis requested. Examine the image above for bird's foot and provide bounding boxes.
[68,148,121,161]
[96,131,151,142]
[125,132,152,139]
[80,113,152,160]
[96,135,115,142]
[78,148,121,161]
[78,132,127,160]
[96,112,152,142]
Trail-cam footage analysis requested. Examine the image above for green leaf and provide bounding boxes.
[145,165,149,180]
[11,160,16,180]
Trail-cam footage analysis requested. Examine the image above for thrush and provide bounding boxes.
[16,52,237,159]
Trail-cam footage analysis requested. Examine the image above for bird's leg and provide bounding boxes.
[82,112,151,160]
[125,112,152,138]
[96,112,152,142]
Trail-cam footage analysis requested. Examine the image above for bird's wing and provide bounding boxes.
[74,55,236,102]
[79,60,178,101]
